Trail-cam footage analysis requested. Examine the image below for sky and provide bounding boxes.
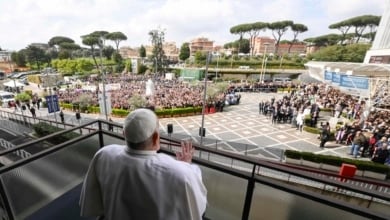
[0,0,386,51]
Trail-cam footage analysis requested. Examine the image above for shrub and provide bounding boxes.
[316,154,343,166]
[284,150,301,159]
[284,150,390,174]
[33,122,81,145]
[112,109,129,117]
[301,152,320,163]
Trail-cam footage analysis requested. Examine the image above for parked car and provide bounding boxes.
[19,76,29,85]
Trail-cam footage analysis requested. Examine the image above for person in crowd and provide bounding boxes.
[350,130,366,158]
[59,109,65,124]
[296,110,304,132]
[372,142,389,164]
[80,108,207,220]
[368,132,377,157]
[319,122,330,148]
[75,109,81,124]
[108,118,114,132]
[29,106,36,118]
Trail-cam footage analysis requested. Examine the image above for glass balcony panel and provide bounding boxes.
[0,136,99,219]
[249,182,370,220]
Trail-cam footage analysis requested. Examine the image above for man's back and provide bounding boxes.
[80,144,207,220]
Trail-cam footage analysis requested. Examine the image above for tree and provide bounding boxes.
[149,28,167,73]
[128,94,147,111]
[179,42,190,61]
[81,31,109,71]
[268,20,294,55]
[48,36,79,59]
[230,24,248,55]
[248,22,268,56]
[330,15,381,44]
[48,36,75,47]
[81,34,100,70]
[329,21,352,45]
[11,51,27,67]
[288,23,308,54]
[307,44,370,62]
[139,45,146,61]
[224,39,250,54]
[304,34,341,47]
[103,46,115,60]
[106,31,128,52]
[350,15,381,43]
[25,45,48,70]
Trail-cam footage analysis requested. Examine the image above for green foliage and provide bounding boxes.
[138,64,148,74]
[149,29,167,73]
[128,94,147,111]
[284,150,301,159]
[316,154,344,166]
[285,150,390,174]
[301,152,320,163]
[73,93,94,112]
[87,106,100,114]
[15,92,32,102]
[51,58,94,74]
[194,51,207,63]
[112,108,129,117]
[32,122,81,145]
[308,44,371,62]
[11,51,27,67]
[179,42,190,61]
[139,45,146,58]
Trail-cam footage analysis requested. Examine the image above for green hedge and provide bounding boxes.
[285,150,390,174]
[112,109,129,117]
[57,104,204,118]
[33,122,81,145]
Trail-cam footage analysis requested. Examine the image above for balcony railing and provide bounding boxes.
[0,114,389,219]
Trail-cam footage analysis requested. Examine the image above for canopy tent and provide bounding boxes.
[3,80,24,88]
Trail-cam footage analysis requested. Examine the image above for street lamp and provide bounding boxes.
[200,52,212,146]
[215,53,220,80]
[154,57,158,75]
[98,38,109,121]
[259,43,270,83]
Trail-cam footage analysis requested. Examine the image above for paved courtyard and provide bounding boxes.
[158,92,352,161]
[1,81,353,161]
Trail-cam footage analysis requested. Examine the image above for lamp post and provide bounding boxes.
[215,53,219,80]
[200,52,212,146]
[263,57,268,83]
[155,57,158,75]
[98,38,109,121]
[259,43,269,83]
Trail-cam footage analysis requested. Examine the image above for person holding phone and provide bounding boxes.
[80,108,207,220]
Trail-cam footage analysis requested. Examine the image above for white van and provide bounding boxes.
[0,91,15,107]
[273,77,292,84]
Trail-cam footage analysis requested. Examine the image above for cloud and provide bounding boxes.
[0,0,385,51]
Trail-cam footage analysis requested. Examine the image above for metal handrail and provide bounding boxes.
[0,119,389,219]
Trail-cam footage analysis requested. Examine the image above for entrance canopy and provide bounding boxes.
[3,80,24,88]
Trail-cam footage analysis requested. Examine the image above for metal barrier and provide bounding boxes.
[0,112,389,219]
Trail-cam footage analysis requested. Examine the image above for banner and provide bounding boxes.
[331,72,340,86]
[324,70,332,81]
[339,75,369,89]
[45,95,60,113]
[339,75,369,97]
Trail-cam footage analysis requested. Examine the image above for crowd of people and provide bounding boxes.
[256,81,390,165]
[56,74,229,111]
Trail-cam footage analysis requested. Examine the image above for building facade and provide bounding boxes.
[364,0,390,64]
[189,37,214,55]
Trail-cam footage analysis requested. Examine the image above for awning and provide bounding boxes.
[3,80,24,88]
